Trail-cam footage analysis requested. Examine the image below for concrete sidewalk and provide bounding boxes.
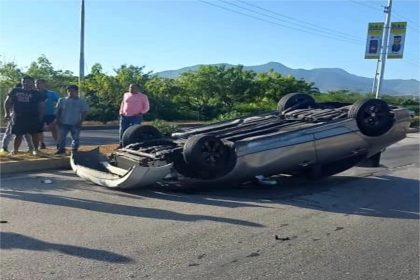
[0,122,203,133]
[0,125,118,133]
[0,156,71,176]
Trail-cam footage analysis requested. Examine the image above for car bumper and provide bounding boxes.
[71,148,173,189]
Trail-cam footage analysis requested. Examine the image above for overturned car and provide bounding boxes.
[71,93,411,189]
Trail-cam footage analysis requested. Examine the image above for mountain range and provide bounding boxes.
[156,62,420,96]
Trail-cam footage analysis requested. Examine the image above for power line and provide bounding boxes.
[349,0,419,32]
[237,0,363,42]
[199,0,362,45]
[349,0,383,12]
[392,9,420,32]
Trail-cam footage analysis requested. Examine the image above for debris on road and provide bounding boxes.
[275,235,297,241]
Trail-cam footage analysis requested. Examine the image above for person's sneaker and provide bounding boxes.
[32,150,39,156]
[1,147,8,153]
[40,142,46,149]
[9,150,17,155]
[54,149,66,156]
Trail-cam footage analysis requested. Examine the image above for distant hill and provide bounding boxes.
[156,62,420,96]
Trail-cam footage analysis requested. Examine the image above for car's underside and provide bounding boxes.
[71,93,411,189]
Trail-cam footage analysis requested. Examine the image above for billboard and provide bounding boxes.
[365,22,384,59]
[387,22,407,59]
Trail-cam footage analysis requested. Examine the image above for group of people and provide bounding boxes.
[2,78,150,155]
[2,76,89,155]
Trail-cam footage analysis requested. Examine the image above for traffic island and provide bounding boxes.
[0,145,118,175]
[0,157,71,175]
[0,149,70,175]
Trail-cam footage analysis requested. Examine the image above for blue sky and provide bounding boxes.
[1,0,419,80]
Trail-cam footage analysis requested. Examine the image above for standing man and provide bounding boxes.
[3,76,45,155]
[55,85,89,155]
[35,79,60,149]
[1,82,35,153]
[118,83,150,147]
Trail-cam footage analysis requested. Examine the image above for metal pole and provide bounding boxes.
[371,59,380,95]
[375,0,392,99]
[79,0,85,94]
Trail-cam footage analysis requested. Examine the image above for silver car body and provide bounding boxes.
[71,103,411,189]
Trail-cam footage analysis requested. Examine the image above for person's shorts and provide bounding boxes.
[12,116,43,136]
[43,114,56,125]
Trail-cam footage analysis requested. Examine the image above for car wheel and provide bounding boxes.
[348,99,393,137]
[183,135,236,179]
[278,92,316,114]
[122,124,162,147]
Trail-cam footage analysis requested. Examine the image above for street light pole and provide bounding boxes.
[79,0,85,94]
[375,0,392,99]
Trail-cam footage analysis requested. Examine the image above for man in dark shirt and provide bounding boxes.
[3,76,46,155]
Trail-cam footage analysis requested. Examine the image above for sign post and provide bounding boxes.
[365,0,409,99]
[375,0,392,99]
[365,22,384,60]
[79,0,85,96]
[387,22,407,59]
[365,22,384,95]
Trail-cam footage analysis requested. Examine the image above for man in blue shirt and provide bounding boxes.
[35,79,60,149]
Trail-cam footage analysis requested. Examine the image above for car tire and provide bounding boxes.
[278,92,316,114]
[183,135,237,179]
[348,99,393,137]
[122,124,162,147]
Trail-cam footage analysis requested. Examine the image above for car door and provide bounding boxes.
[314,123,368,164]
[238,129,318,176]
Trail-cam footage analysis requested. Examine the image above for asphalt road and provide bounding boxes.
[1,134,419,280]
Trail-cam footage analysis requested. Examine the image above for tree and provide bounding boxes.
[26,55,77,94]
[81,63,120,123]
[255,70,316,103]
[0,61,23,119]
[218,65,257,112]
[177,66,224,120]
[26,55,56,79]
[145,76,186,120]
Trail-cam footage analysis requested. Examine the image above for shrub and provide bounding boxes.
[151,119,181,136]
[410,116,420,128]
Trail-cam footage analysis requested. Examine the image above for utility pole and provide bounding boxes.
[375,0,392,99]
[371,60,380,95]
[79,0,85,94]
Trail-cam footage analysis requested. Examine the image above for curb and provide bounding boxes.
[0,157,71,175]
[0,125,119,133]
[0,123,202,133]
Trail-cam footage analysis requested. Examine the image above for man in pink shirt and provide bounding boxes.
[119,84,150,146]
